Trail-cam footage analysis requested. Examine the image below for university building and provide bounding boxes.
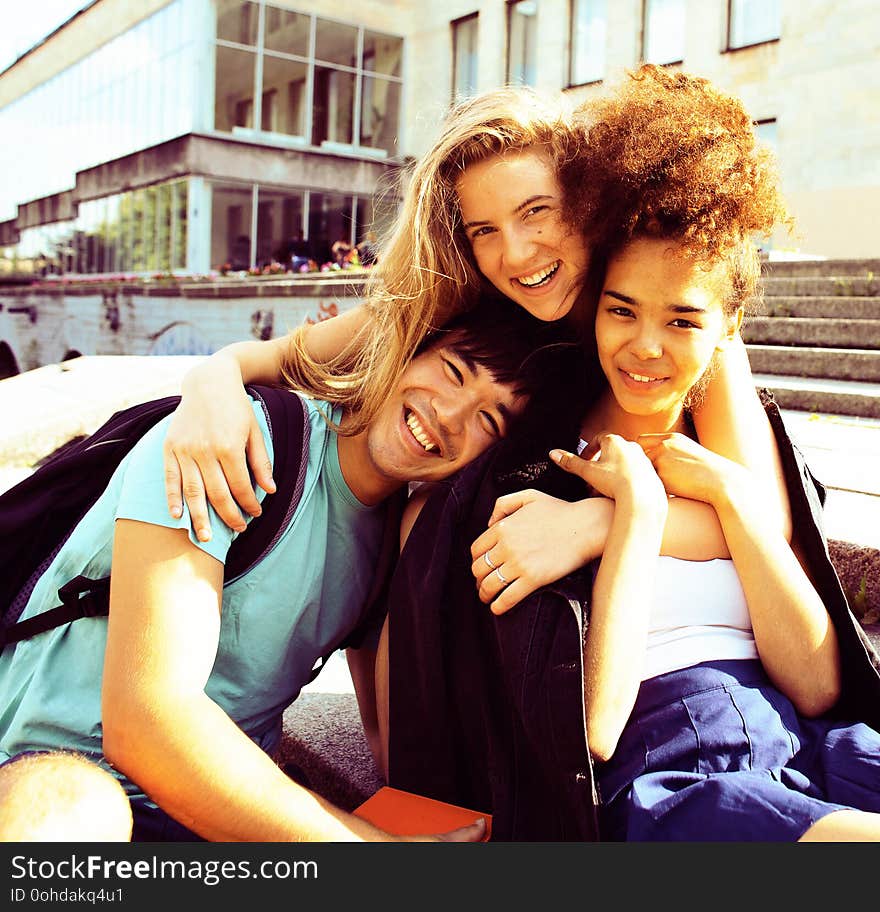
[1,0,877,278]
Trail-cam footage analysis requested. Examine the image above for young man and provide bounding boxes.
[0,302,573,843]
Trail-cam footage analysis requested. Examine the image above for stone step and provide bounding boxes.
[747,345,880,383]
[753,374,880,419]
[743,316,880,349]
[760,296,880,319]
[762,275,880,297]
[762,258,880,278]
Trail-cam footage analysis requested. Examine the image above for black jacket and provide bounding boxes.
[386,396,880,841]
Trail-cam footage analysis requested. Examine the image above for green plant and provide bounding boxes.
[848,573,879,625]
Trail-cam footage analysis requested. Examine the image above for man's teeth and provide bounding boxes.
[406,412,438,453]
[517,261,559,287]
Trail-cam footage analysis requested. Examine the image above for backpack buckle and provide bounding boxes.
[57,575,111,618]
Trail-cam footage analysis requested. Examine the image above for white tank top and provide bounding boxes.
[577,436,758,681]
[643,556,758,680]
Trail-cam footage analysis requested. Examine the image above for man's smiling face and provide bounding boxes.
[342,340,528,505]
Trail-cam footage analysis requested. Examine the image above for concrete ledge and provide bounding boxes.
[277,693,382,812]
[762,276,880,297]
[754,375,880,419]
[762,259,880,278]
[743,317,880,349]
[762,297,880,319]
[747,346,880,382]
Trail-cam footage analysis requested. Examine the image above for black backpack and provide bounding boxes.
[0,384,397,670]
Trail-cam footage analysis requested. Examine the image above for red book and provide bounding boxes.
[353,786,492,841]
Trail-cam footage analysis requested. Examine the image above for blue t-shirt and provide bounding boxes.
[0,394,386,798]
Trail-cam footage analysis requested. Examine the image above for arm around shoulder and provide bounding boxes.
[690,336,792,541]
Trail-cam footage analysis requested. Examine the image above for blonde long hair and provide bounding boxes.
[281,86,584,434]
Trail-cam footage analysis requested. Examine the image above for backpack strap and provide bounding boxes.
[0,385,309,650]
[224,386,310,582]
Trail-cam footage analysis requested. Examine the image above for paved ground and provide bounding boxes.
[779,409,880,550]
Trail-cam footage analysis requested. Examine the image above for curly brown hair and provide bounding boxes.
[562,64,792,311]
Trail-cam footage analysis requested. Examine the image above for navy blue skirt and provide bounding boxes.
[597,659,880,841]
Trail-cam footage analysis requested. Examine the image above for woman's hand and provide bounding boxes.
[552,434,668,509]
[163,356,275,541]
[471,491,614,616]
[637,432,750,508]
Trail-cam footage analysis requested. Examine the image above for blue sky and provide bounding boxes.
[0,1,91,72]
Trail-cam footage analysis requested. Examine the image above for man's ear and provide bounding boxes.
[717,306,744,350]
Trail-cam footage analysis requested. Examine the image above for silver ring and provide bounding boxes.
[494,567,509,586]
[484,551,496,570]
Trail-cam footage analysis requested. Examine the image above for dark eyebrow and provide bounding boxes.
[461,194,555,231]
[450,347,514,429]
[514,194,554,214]
[451,347,479,378]
[603,289,706,315]
[603,290,638,307]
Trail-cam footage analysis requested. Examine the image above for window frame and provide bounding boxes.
[640,0,685,67]
[212,2,404,158]
[567,0,607,89]
[725,0,781,52]
[506,0,538,87]
[451,12,479,101]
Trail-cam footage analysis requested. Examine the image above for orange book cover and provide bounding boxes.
[353,786,492,841]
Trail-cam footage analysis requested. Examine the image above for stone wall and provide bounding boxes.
[0,277,366,374]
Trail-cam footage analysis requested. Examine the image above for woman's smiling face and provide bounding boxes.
[455,148,590,323]
[595,237,743,430]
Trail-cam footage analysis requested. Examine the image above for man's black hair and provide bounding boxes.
[418,293,584,401]
[419,292,608,501]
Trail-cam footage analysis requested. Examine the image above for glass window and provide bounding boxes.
[312,66,355,146]
[360,76,401,155]
[261,54,308,137]
[755,118,778,149]
[315,18,358,67]
[211,183,253,271]
[130,188,147,272]
[156,183,173,272]
[452,14,479,100]
[255,188,306,266]
[643,0,685,65]
[216,0,259,46]
[308,192,354,266]
[363,31,403,78]
[507,1,538,86]
[570,0,606,85]
[264,5,310,56]
[172,180,188,270]
[103,195,121,274]
[144,186,159,272]
[208,5,404,155]
[261,88,278,132]
[358,187,398,249]
[728,0,780,49]
[215,45,257,131]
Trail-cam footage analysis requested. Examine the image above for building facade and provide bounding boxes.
[0,0,877,279]
[0,0,409,277]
